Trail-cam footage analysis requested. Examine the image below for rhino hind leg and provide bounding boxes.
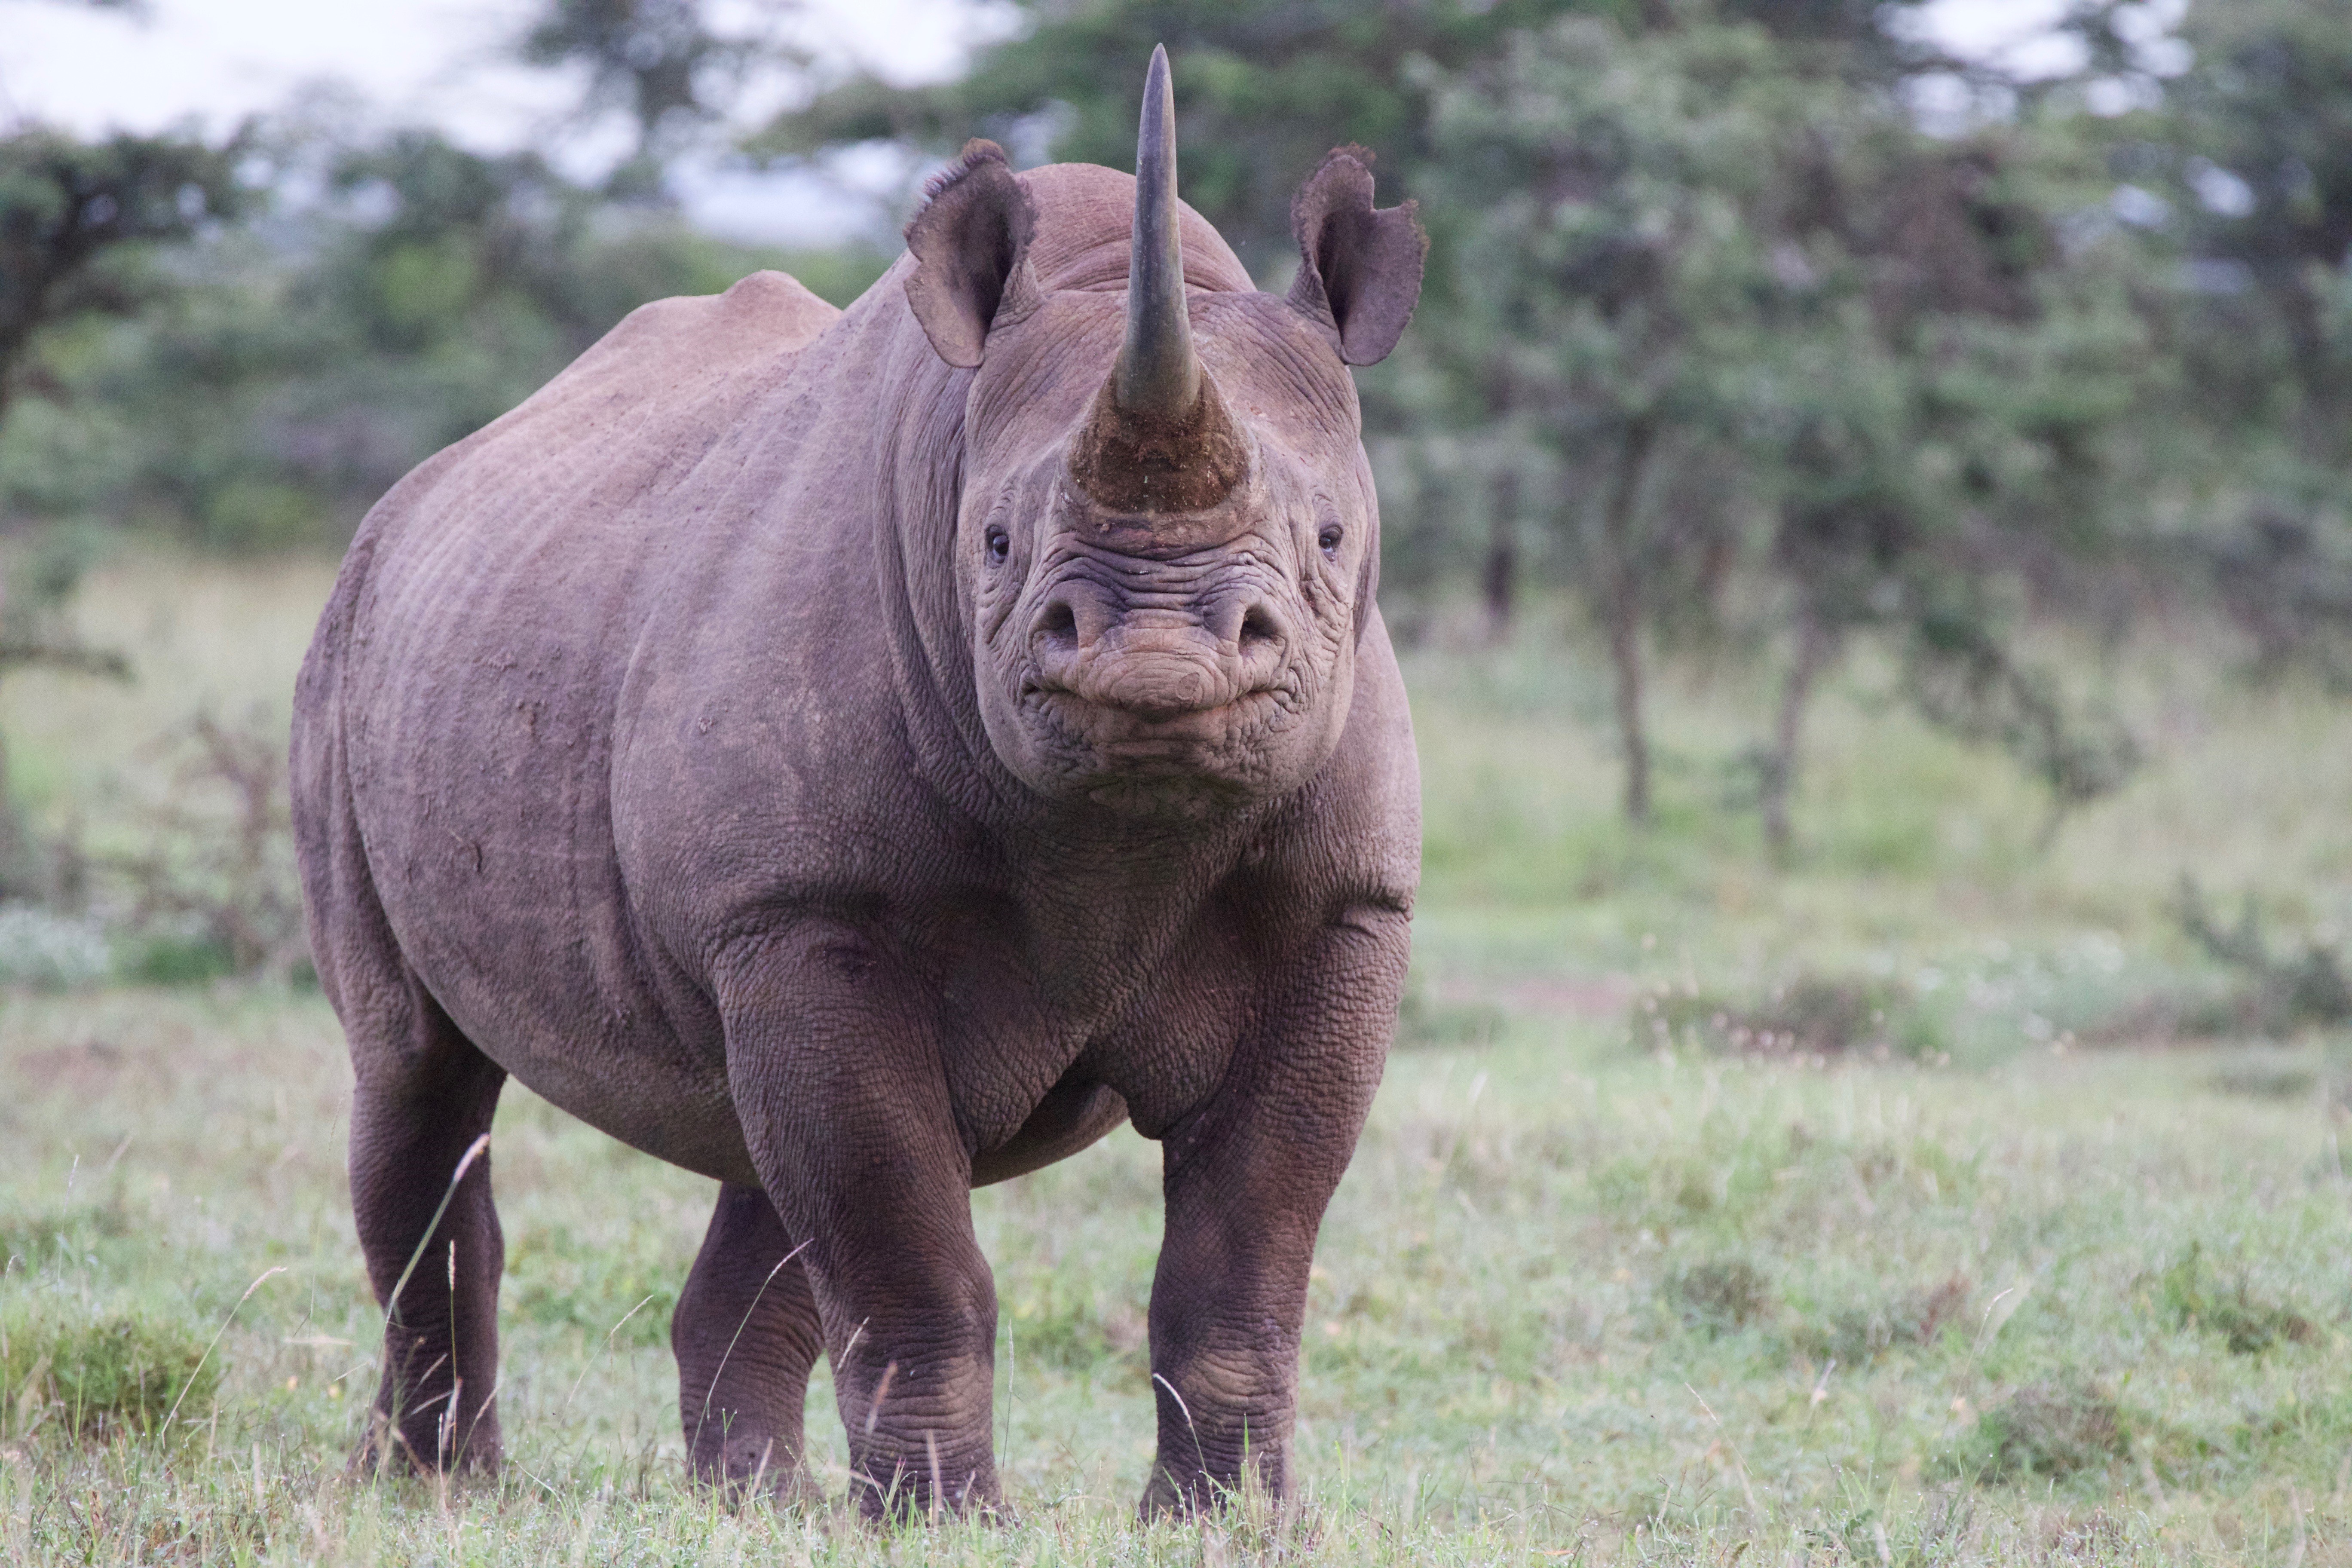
[674,1183,826,1500]
[346,980,509,1476]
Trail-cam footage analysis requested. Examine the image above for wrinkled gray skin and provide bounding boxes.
[292,74,1425,1515]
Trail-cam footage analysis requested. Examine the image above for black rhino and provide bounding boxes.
[291,47,1425,1516]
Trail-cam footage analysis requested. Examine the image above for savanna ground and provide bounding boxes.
[2,551,2348,1564]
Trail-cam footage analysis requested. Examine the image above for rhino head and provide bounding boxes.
[903,48,1426,817]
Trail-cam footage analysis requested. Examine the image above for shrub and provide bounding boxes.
[93,710,307,982]
[1002,1279,1147,1371]
[502,1225,678,1349]
[116,929,242,986]
[0,1201,134,1268]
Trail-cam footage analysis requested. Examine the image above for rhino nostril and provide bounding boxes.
[1239,605,1282,649]
[1036,600,1079,651]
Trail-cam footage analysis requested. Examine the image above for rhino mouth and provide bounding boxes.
[1019,679,1297,787]
[1032,683,1282,739]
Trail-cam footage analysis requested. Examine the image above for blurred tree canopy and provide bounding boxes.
[2124,0,2352,681]
[1387,5,2150,836]
[0,122,885,554]
[0,126,247,421]
[754,0,1605,279]
[518,0,805,201]
[0,122,238,888]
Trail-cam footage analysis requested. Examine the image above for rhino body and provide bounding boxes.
[292,55,1425,1513]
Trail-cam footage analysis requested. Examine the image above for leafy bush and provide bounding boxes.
[114,929,241,986]
[502,1225,679,1349]
[0,1301,217,1441]
[2203,1044,2348,1104]
[95,711,307,982]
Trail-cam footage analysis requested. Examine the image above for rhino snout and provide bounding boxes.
[1028,590,1289,722]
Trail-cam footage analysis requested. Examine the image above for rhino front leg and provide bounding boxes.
[674,1183,825,1499]
[718,927,1000,1519]
[1141,909,1407,1514]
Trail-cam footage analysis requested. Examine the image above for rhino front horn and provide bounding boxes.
[1118,44,1197,420]
[1070,44,1249,515]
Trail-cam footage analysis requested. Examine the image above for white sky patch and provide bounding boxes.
[1910,0,2086,81]
[0,0,1014,243]
[0,0,557,144]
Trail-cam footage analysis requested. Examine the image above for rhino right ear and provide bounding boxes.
[904,140,1042,370]
[1286,146,1426,367]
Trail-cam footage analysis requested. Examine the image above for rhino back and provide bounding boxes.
[297,269,859,1180]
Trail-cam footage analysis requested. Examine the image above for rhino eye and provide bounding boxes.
[985,525,1010,565]
[1318,523,1344,559]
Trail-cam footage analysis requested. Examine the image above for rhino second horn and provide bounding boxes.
[1116,44,1199,420]
[1070,45,1250,516]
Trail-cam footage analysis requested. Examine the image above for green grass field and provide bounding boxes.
[2,553,2348,1564]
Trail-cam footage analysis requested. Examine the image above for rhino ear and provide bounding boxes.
[1286,146,1427,367]
[904,140,1041,369]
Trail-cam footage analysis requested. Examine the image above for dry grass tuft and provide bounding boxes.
[1955,1380,2129,1483]
[2155,1242,2322,1355]
[1802,1273,1972,1364]
[1665,1258,1775,1337]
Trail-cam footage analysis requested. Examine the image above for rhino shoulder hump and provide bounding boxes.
[562,269,840,389]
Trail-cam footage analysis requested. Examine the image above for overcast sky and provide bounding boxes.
[1,0,2093,244]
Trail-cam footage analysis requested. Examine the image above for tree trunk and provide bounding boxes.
[1761,609,1835,859]
[1601,418,1659,825]
[1482,471,1518,643]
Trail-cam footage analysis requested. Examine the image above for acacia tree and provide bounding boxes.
[1745,114,2156,851]
[1420,10,2150,839]
[1420,17,1810,824]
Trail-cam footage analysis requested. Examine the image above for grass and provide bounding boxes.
[0,554,2348,1562]
[3,995,2345,1562]
[0,1298,218,1441]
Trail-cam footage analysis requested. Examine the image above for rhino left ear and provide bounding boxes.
[1286,147,1427,367]
[904,140,1042,369]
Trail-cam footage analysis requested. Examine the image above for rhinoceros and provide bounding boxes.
[291,47,1425,1515]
